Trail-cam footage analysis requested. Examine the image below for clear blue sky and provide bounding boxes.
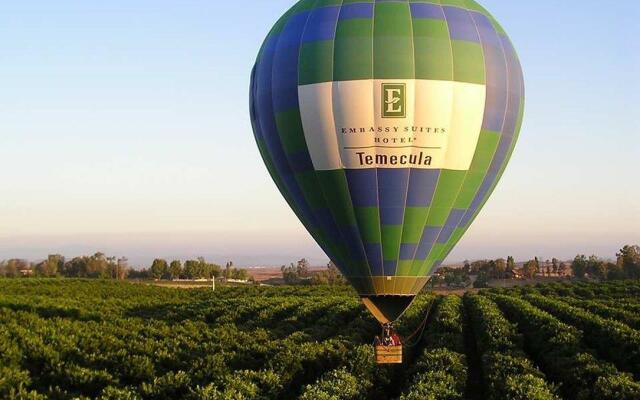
[1,1,638,266]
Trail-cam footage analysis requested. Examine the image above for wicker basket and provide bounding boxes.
[374,344,402,364]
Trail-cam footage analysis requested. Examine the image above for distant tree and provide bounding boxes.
[506,256,516,272]
[183,258,220,279]
[150,259,169,280]
[586,255,607,280]
[35,254,64,277]
[116,257,129,280]
[169,260,182,280]
[534,257,540,275]
[311,273,329,285]
[444,269,456,286]
[470,260,490,275]
[86,252,110,278]
[430,273,445,288]
[184,260,200,279]
[208,263,222,279]
[523,260,537,279]
[486,260,497,278]
[494,258,507,279]
[572,255,588,278]
[311,263,342,285]
[474,271,490,288]
[618,245,640,279]
[296,258,310,278]
[33,261,47,277]
[326,261,345,285]
[225,261,233,280]
[128,268,151,279]
[230,268,249,281]
[558,262,567,276]
[106,256,117,279]
[63,257,87,277]
[606,262,626,280]
[197,257,221,279]
[281,263,299,284]
[2,259,27,278]
[551,258,559,275]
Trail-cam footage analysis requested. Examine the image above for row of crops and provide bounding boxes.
[1,279,640,399]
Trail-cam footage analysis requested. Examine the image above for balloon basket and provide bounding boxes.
[374,344,403,364]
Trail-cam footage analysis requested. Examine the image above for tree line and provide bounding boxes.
[571,245,640,281]
[146,259,249,281]
[280,259,346,286]
[0,253,250,281]
[1,245,637,286]
[429,244,640,289]
[0,253,128,279]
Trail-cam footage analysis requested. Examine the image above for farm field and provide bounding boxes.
[1,280,640,400]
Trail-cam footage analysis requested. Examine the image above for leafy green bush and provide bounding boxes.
[299,368,366,400]
[401,349,467,400]
[401,370,461,400]
[464,294,559,400]
[553,296,640,330]
[490,293,640,400]
[525,293,640,377]
[401,296,467,400]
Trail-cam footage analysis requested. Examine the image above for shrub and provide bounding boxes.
[464,294,559,400]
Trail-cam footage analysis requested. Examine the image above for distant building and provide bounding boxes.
[506,269,524,279]
[227,279,250,284]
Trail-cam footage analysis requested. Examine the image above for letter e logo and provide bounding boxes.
[382,83,406,118]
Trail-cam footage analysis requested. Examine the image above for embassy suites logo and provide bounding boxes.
[338,82,447,134]
[382,83,406,118]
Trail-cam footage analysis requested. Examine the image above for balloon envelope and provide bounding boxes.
[250,0,524,323]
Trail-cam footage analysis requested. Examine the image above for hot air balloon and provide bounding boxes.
[249,0,523,362]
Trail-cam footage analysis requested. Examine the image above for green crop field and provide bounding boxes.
[1,280,640,400]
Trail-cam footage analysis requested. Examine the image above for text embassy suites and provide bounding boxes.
[341,126,447,134]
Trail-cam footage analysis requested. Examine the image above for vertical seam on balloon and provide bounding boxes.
[459,18,514,233]
[395,1,417,290]
[410,1,453,278]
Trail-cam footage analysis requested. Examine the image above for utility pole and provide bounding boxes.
[212,275,215,292]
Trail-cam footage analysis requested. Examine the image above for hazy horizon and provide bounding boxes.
[1,1,638,267]
[0,230,630,268]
